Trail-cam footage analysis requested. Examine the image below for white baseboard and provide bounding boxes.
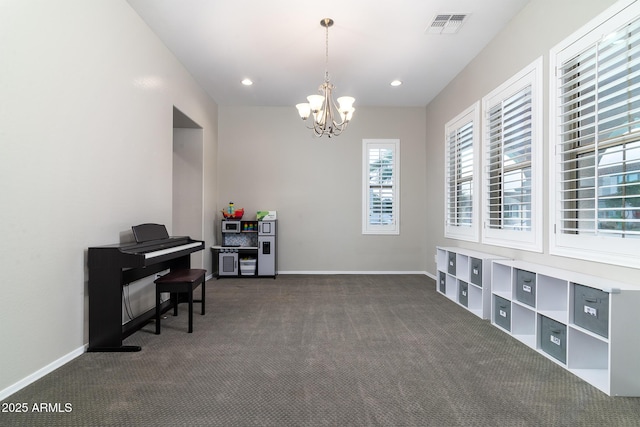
[208,271,435,278]
[0,345,86,401]
[278,270,430,276]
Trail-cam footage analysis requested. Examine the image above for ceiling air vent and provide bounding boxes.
[426,14,468,35]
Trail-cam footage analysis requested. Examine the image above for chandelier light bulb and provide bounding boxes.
[307,94,325,112]
[296,103,311,120]
[337,96,355,112]
[340,107,355,122]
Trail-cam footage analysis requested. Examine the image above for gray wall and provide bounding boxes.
[425,0,639,283]
[173,128,205,268]
[0,0,219,397]
[218,106,427,273]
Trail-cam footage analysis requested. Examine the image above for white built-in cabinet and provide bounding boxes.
[436,247,505,319]
[491,259,640,397]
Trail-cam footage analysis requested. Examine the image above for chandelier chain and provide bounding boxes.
[324,21,329,82]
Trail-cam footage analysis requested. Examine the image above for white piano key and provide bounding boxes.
[144,242,202,259]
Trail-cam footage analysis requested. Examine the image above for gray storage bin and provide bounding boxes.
[540,315,567,364]
[573,284,609,338]
[470,257,483,287]
[458,281,468,307]
[438,271,446,294]
[447,252,456,275]
[494,296,511,331]
[515,269,536,307]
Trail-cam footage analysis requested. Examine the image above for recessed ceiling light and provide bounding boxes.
[390,80,402,87]
[241,78,253,86]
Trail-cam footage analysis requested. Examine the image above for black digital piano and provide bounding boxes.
[87,224,204,352]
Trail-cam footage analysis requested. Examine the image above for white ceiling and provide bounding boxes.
[126,0,530,108]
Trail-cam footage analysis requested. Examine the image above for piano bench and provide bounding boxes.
[154,269,206,334]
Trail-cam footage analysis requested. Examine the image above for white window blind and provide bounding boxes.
[482,57,542,252]
[550,1,640,267]
[447,123,473,226]
[557,16,640,238]
[486,86,533,232]
[362,139,400,235]
[445,102,479,241]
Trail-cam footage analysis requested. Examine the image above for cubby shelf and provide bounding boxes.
[436,247,506,320]
[490,259,640,396]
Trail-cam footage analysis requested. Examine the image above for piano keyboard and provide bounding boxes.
[144,242,203,259]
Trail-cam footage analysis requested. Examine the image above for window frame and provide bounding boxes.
[444,102,480,242]
[362,139,400,235]
[481,56,543,252]
[549,0,640,268]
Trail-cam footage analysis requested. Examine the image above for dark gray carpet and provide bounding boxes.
[2,274,640,426]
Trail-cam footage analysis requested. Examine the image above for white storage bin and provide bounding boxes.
[240,258,256,275]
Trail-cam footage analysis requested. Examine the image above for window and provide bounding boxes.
[445,102,480,241]
[482,57,543,252]
[362,139,400,235]
[550,0,640,267]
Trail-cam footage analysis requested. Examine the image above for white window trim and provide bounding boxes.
[481,56,543,252]
[549,0,640,268]
[444,102,480,242]
[362,139,400,235]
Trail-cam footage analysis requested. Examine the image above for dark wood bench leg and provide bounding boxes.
[172,293,179,316]
[155,270,206,334]
[188,287,193,333]
[155,288,161,335]
[201,280,206,315]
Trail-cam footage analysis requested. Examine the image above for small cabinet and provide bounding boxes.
[218,251,238,276]
[491,259,640,396]
[212,219,277,278]
[436,247,506,319]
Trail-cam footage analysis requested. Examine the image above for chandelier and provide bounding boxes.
[296,18,355,138]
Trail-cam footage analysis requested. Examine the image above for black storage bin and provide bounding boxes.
[515,269,536,307]
[573,284,609,338]
[494,296,511,331]
[447,252,456,275]
[458,281,468,307]
[540,315,567,364]
[470,257,483,287]
[439,271,446,294]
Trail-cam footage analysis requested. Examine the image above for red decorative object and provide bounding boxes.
[221,208,244,220]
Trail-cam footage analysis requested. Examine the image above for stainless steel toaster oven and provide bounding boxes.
[221,220,241,233]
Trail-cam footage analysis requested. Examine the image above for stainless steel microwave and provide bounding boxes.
[222,220,241,233]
